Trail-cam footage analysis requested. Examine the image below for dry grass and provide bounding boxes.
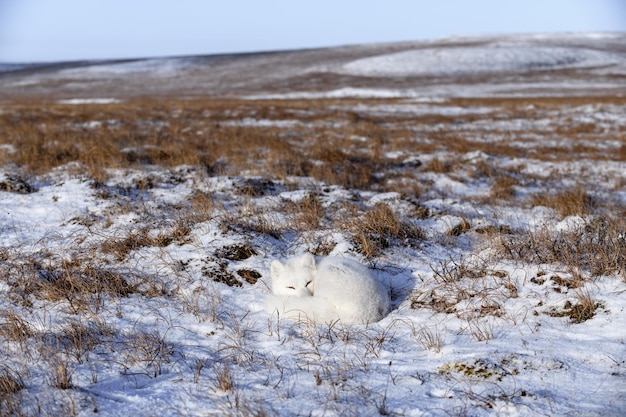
[0,309,34,343]
[547,289,602,323]
[498,216,626,278]
[0,366,25,416]
[214,363,235,392]
[414,326,443,352]
[411,257,516,320]
[119,329,173,378]
[489,175,519,201]
[446,217,472,237]
[530,187,598,218]
[1,96,622,191]
[0,367,24,397]
[424,157,454,174]
[100,227,178,261]
[2,248,170,313]
[343,203,425,258]
[222,203,286,240]
[39,347,75,390]
[287,194,325,231]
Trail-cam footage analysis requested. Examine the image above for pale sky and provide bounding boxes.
[1,0,624,63]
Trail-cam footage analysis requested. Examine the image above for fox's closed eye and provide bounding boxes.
[305,281,312,287]
[287,286,295,290]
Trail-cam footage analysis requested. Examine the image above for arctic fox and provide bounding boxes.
[265,253,390,325]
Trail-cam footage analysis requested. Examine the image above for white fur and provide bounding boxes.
[265,253,390,325]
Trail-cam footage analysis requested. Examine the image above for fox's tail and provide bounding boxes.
[265,295,338,324]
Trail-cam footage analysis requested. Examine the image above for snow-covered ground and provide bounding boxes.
[1,165,625,416]
[1,33,625,416]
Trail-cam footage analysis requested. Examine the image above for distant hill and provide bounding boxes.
[1,32,625,100]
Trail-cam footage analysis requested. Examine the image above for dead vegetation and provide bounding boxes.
[530,187,598,218]
[547,290,602,323]
[344,203,425,258]
[1,96,624,189]
[498,216,626,278]
[0,366,25,415]
[411,256,517,322]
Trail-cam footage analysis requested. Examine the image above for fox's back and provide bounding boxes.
[314,257,390,321]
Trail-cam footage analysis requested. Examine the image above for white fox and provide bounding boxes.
[265,253,390,325]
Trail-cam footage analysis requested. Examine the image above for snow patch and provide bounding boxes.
[247,87,423,100]
[340,46,622,77]
[57,98,122,104]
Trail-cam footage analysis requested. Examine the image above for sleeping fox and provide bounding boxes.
[265,253,390,325]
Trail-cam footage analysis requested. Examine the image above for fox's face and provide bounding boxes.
[270,253,316,297]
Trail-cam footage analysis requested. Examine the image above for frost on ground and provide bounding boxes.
[1,34,626,416]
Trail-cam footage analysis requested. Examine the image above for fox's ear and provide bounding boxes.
[270,260,284,278]
[299,253,316,270]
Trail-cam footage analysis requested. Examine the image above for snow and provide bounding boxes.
[246,87,426,100]
[247,81,626,101]
[57,98,122,104]
[1,155,624,416]
[339,46,623,77]
[59,58,192,76]
[221,117,301,128]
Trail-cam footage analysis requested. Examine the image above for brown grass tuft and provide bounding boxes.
[548,289,601,323]
[287,194,325,231]
[0,309,34,343]
[214,363,235,392]
[0,366,24,397]
[490,176,519,201]
[222,204,286,239]
[530,187,598,218]
[345,203,424,258]
[447,217,472,237]
[424,157,453,173]
[0,365,25,416]
[215,243,258,262]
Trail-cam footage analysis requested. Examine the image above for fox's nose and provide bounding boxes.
[295,288,313,297]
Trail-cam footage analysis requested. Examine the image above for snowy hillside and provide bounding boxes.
[0,33,625,416]
[1,32,625,100]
